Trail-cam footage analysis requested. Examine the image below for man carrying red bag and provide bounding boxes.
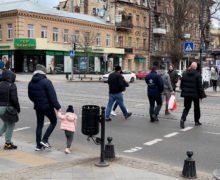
[180,62,206,129]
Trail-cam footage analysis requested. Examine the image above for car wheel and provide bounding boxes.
[130,77,135,83]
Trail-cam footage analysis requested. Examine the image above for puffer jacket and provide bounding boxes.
[158,70,173,93]
[168,69,178,89]
[28,71,61,111]
[57,111,77,132]
[0,69,20,113]
[180,69,206,99]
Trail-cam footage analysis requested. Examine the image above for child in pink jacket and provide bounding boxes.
[57,105,77,154]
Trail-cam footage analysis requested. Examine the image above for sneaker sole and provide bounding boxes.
[40,142,50,148]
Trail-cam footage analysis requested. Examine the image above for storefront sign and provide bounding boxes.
[14,38,36,49]
[139,59,146,63]
[76,47,104,52]
[0,46,10,48]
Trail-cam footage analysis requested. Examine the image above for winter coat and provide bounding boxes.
[158,70,173,93]
[211,67,219,80]
[57,111,77,132]
[168,69,178,89]
[108,72,127,94]
[145,71,164,96]
[180,69,206,99]
[28,71,61,111]
[0,69,20,113]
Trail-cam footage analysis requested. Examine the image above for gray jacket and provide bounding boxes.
[158,70,173,93]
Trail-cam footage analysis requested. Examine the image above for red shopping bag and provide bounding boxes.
[168,95,177,111]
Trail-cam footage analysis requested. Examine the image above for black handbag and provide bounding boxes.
[1,83,19,123]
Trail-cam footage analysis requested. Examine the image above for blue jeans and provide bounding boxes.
[106,93,128,119]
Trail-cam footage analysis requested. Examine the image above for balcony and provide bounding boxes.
[115,14,133,30]
[124,48,133,53]
[153,28,166,35]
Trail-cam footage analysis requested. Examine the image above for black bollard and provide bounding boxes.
[182,151,197,179]
[105,137,115,160]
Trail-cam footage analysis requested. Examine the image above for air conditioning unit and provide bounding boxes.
[106,15,110,22]
[99,11,104,17]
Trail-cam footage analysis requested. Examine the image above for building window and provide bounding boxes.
[136,38,139,49]
[119,36,123,47]
[136,15,139,26]
[85,32,90,45]
[53,28,59,42]
[144,16,146,28]
[106,35,111,47]
[0,25,2,40]
[8,24,12,39]
[41,26,47,38]
[28,24,34,38]
[96,33,101,46]
[80,0,84,4]
[143,38,146,49]
[128,37,132,48]
[64,29,69,43]
[75,30,80,43]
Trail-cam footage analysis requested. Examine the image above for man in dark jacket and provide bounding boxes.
[28,64,61,150]
[0,69,20,149]
[145,66,164,122]
[168,64,178,91]
[105,66,132,121]
[180,62,206,129]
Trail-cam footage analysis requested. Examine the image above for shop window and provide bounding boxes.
[8,24,12,39]
[119,36,123,47]
[0,25,2,40]
[41,26,47,38]
[136,38,139,49]
[106,35,111,47]
[64,29,69,43]
[96,33,101,46]
[85,32,90,45]
[75,30,80,43]
[53,28,59,42]
[28,24,34,38]
[128,37,132,48]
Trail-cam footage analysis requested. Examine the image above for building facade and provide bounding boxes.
[0,0,124,73]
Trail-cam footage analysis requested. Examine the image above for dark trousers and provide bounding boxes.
[36,109,57,147]
[112,102,118,111]
[65,130,74,148]
[181,97,200,122]
[148,95,162,118]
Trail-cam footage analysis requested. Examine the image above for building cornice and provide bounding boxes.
[0,10,115,31]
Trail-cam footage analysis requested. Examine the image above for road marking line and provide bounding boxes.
[123,150,134,153]
[180,127,193,132]
[14,127,30,132]
[44,122,50,125]
[144,139,163,146]
[135,104,145,107]
[124,147,142,153]
[164,132,179,138]
[205,131,220,135]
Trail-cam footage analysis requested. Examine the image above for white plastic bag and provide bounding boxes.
[168,95,177,111]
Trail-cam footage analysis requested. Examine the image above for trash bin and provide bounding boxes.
[82,105,100,136]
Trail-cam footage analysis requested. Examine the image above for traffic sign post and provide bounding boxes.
[69,50,75,80]
[184,42,194,53]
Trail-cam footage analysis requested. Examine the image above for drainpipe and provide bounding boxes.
[71,0,74,13]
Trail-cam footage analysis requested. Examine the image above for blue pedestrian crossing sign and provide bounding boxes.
[184,42,194,53]
[69,50,75,57]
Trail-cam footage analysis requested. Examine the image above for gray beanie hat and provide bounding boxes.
[36,64,46,74]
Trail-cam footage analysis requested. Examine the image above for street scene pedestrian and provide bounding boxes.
[0,61,4,81]
[111,71,129,116]
[57,105,77,154]
[168,64,179,91]
[158,66,174,115]
[145,66,164,122]
[28,64,61,150]
[105,66,132,121]
[180,62,206,129]
[3,56,10,70]
[0,69,20,150]
[211,66,219,91]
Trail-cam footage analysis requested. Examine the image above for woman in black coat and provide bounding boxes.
[0,69,20,150]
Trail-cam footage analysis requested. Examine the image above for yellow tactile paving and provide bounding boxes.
[0,149,58,167]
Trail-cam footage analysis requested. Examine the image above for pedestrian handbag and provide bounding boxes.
[1,83,19,123]
[168,95,177,111]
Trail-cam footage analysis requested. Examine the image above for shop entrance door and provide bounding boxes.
[14,50,23,72]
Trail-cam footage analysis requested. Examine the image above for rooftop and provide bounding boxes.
[0,0,113,26]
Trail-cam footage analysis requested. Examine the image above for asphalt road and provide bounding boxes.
[7,80,220,174]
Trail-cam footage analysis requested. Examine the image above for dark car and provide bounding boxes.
[135,70,151,79]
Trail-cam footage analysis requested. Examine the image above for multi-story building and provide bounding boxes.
[57,0,150,72]
[0,0,124,73]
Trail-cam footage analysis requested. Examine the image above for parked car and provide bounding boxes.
[135,70,151,79]
[102,70,136,83]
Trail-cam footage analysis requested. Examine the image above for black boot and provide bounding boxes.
[4,143,17,150]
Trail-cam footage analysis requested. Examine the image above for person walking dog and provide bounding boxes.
[28,64,61,151]
[0,70,20,150]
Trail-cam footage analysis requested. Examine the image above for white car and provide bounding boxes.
[102,70,136,83]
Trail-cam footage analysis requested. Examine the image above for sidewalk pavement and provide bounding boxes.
[0,138,213,180]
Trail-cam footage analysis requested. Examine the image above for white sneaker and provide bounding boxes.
[111,111,116,116]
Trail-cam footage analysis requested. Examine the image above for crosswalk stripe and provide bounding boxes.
[144,139,163,146]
